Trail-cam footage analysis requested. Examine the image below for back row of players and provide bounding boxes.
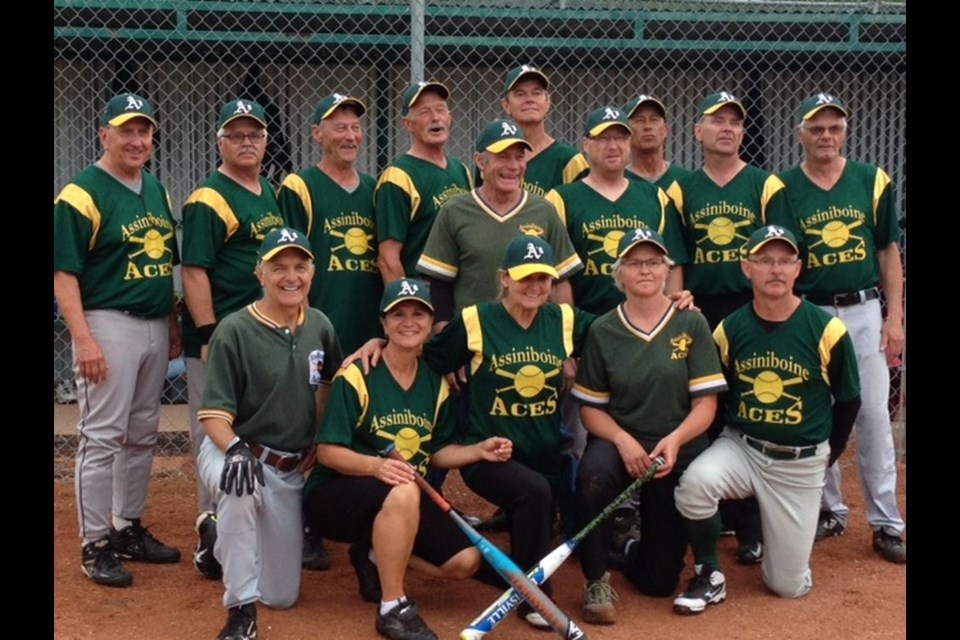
[53,63,905,640]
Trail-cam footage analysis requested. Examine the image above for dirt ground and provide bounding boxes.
[53,451,906,640]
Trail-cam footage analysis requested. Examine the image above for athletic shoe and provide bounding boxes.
[582,571,618,625]
[518,602,551,629]
[736,540,763,565]
[673,565,726,615]
[81,537,132,588]
[111,519,181,564]
[375,599,438,640]
[217,603,257,640]
[349,542,382,603]
[194,511,222,580]
[609,512,641,569]
[54,380,77,404]
[872,529,907,564]
[302,525,332,571]
[814,510,845,542]
[476,507,507,532]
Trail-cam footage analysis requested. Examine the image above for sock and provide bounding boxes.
[112,515,134,531]
[379,597,406,616]
[684,512,722,570]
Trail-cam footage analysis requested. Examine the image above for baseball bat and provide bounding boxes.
[382,445,586,640]
[460,456,665,640]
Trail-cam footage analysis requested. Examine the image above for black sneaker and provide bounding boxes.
[673,564,726,615]
[872,529,906,564]
[81,537,132,588]
[736,540,763,565]
[609,511,641,569]
[194,512,222,580]
[349,542,382,603]
[476,507,507,532]
[111,519,181,564]
[375,599,437,640]
[217,603,257,640]
[814,511,846,542]
[302,525,332,571]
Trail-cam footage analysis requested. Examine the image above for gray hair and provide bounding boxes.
[610,253,675,293]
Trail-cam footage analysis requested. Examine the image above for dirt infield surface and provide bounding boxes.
[53,453,906,640]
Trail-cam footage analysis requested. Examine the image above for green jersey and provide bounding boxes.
[374,153,472,276]
[627,162,694,194]
[546,180,687,315]
[474,141,590,197]
[417,190,583,311]
[668,165,789,297]
[423,302,593,480]
[181,172,285,357]
[198,304,344,452]
[777,161,901,295]
[53,165,178,318]
[278,167,383,353]
[714,300,860,446]
[572,304,727,462]
[305,359,456,494]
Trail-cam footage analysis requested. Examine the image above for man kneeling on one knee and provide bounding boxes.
[672,225,861,615]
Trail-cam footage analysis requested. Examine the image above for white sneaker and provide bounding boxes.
[673,565,726,615]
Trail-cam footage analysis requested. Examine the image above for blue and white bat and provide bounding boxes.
[383,445,586,640]
[460,456,665,639]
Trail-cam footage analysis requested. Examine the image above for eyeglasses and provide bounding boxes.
[219,132,267,144]
[802,124,846,138]
[622,258,666,270]
[748,257,798,269]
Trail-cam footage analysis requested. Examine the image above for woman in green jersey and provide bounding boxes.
[570,229,727,625]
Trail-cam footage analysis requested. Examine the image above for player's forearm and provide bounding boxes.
[668,394,718,446]
[878,243,904,323]
[53,271,94,342]
[828,396,861,467]
[430,443,485,469]
[377,240,406,285]
[580,405,631,443]
[665,265,684,297]
[315,443,382,477]
[182,266,217,327]
[201,416,239,452]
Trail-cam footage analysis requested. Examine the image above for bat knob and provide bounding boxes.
[652,455,666,467]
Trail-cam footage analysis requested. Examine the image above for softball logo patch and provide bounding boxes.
[670,333,693,360]
[733,350,811,425]
[488,348,564,418]
[323,212,377,273]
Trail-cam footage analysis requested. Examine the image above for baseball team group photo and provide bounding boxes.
[53,2,907,639]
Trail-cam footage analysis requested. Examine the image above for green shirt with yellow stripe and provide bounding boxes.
[53,165,179,318]
[181,171,285,357]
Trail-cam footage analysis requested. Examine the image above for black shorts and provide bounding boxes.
[303,474,472,567]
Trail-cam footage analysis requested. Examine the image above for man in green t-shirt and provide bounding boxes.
[673,225,860,616]
[182,99,288,580]
[777,93,906,564]
[197,228,343,640]
[279,93,382,355]
[54,93,182,589]
[623,93,693,193]
[375,81,472,284]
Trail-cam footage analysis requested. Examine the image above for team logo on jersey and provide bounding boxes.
[690,202,757,265]
[233,100,254,115]
[309,349,326,386]
[251,214,285,241]
[519,223,544,237]
[122,215,176,281]
[800,206,868,270]
[124,95,144,111]
[500,121,519,137]
[670,333,693,360]
[523,242,545,260]
[603,107,621,121]
[488,347,564,418]
[324,212,377,273]
[375,416,434,476]
[733,351,811,426]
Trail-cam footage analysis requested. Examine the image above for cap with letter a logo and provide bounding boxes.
[797,92,849,122]
[502,235,559,281]
[312,93,367,124]
[623,94,667,119]
[401,80,450,116]
[475,118,533,153]
[616,227,669,259]
[257,227,314,263]
[101,93,159,128]
[380,277,435,314]
[503,64,550,95]
[216,98,268,130]
[699,91,747,119]
[745,225,799,256]
[584,106,631,138]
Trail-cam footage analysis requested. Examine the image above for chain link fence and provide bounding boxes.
[53,0,907,476]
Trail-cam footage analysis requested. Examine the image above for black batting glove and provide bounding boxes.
[220,440,265,497]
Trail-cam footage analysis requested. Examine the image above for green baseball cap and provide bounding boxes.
[475,118,533,154]
[623,94,667,119]
[584,106,631,138]
[616,228,669,260]
[503,64,550,95]
[745,225,799,256]
[312,93,367,124]
[401,81,450,116]
[797,93,849,122]
[216,99,268,130]
[257,227,314,263]
[699,92,746,119]
[380,277,434,315]
[101,93,158,128]
[502,235,559,281]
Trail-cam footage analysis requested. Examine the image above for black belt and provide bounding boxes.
[740,432,819,461]
[806,287,879,307]
[247,442,302,472]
